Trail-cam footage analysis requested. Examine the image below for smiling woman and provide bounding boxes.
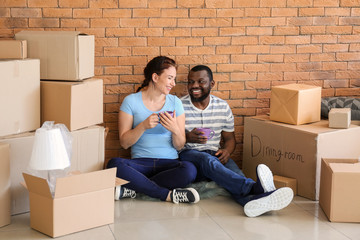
[106,56,200,205]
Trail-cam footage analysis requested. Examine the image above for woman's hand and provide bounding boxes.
[119,111,159,149]
[159,110,185,150]
[143,113,160,130]
[158,110,178,133]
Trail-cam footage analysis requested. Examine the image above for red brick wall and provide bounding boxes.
[1,0,359,167]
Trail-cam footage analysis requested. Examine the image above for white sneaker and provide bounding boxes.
[244,187,293,217]
[114,186,136,201]
[256,164,276,193]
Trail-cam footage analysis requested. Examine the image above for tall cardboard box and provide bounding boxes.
[0,126,106,215]
[319,158,360,223]
[0,40,27,59]
[15,31,94,81]
[0,59,40,137]
[41,79,103,131]
[243,115,360,200]
[0,143,11,227]
[270,84,322,125]
[23,168,126,237]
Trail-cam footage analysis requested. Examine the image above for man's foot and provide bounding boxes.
[244,187,293,217]
[171,188,200,204]
[252,164,276,194]
[115,186,136,200]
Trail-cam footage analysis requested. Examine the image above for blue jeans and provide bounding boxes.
[179,149,255,206]
[107,158,197,201]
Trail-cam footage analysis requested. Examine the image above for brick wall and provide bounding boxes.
[1,0,359,167]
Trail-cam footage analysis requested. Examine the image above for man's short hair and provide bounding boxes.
[190,65,213,82]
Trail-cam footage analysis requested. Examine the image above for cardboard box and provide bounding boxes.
[273,175,297,195]
[0,143,11,227]
[270,83,322,125]
[23,168,126,237]
[15,31,94,81]
[41,79,103,131]
[0,40,27,59]
[329,108,351,129]
[319,158,360,223]
[0,59,40,137]
[243,115,360,200]
[0,126,105,215]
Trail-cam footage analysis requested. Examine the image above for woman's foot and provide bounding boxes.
[115,186,136,200]
[170,188,200,204]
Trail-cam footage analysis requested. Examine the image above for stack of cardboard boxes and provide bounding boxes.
[0,31,123,237]
[0,39,40,227]
[242,83,360,223]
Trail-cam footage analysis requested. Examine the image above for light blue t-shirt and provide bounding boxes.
[120,92,184,159]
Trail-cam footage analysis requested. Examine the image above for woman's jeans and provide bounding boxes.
[107,158,197,201]
[179,149,255,206]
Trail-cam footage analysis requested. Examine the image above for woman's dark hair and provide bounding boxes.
[136,56,177,92]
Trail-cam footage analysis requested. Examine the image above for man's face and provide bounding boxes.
[187,70,212,102]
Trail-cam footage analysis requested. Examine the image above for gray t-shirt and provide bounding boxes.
[181,94,234,152]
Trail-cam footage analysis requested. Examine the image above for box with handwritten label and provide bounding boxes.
[242,115,360,200]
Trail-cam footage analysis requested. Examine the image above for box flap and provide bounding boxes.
[329,161,360,173]
[322,158,359,165]
[116,177,129,186]
[22,173,53,198]
[54,168,116,198]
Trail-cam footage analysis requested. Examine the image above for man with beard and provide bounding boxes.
[179,65,294,217]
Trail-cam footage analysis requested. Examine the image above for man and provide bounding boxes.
[179,65,293,217]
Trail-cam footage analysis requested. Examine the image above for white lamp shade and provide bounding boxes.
[29,128,70,171]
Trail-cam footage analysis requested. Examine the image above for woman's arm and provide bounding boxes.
[172,113,186,150]
[118,110,159,149]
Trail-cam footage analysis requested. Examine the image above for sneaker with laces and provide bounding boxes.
[114,186,136,201]
[171,188,200,204]
[244,187,294,218]
[252,164,276,194]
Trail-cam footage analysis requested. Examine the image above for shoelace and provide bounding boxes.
[122,188,136,198]
[173,190,189,203]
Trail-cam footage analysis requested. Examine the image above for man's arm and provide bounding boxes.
[215,131,236,164]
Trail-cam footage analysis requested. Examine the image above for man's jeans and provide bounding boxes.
[107,157,197,201]
[179,149,255,206]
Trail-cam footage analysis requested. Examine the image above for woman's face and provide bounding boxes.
[153,66,176,94]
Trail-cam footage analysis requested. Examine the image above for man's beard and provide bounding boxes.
[189,89,211,102]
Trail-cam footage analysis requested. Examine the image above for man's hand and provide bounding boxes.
[215,149,231,164]
[186,128,208,144]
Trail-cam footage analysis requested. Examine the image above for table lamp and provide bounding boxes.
[29,127,70,186]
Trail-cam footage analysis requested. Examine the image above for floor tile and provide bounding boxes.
[111,217,232,240]
[2,194,359,240]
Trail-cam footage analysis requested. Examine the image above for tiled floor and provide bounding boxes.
[1,195,359,240]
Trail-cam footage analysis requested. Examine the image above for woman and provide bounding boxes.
[107,56,200,204]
